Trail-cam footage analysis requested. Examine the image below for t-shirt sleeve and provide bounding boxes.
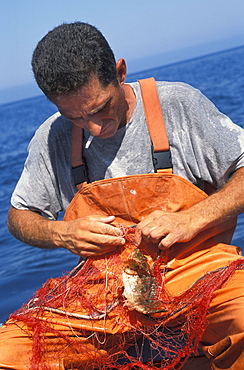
[11,114,76,220]
[159,82,244,189]
[192,90,244,187]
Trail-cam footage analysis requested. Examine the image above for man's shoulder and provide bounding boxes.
[29,112,72,153]
[156,80,200,97]
[154,81,205,111]
[38,111,71,131]
[34,112,72,139]
[130,79,201,104]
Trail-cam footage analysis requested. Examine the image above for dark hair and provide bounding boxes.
[31,22,118,96]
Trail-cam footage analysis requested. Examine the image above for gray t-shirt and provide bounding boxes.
[11,81,244,220]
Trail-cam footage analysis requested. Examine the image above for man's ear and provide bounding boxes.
[116,58,127,84]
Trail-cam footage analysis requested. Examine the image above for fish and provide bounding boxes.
[122,248,161,314]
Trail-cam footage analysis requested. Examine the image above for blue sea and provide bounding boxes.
[0,46,244,323]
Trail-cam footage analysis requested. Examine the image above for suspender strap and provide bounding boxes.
[71,124,87,185]
[71,77,172,185]
[139,78,169,151]
[71,123,83,168]
[138,77,172,170]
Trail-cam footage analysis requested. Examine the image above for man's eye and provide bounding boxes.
[102,101,109,111]
[71,116,84,121]
[92,102,109,116]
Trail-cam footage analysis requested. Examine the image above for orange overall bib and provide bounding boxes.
[0,78,244,370]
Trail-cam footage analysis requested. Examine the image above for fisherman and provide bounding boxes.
[0,22,244,370]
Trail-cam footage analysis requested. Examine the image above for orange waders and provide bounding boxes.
[0,79,243,370]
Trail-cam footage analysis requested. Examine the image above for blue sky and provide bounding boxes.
[0,0,243,104]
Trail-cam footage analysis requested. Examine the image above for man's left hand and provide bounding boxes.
[134,210,199,249]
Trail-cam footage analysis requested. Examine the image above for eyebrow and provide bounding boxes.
[63,96,111,121]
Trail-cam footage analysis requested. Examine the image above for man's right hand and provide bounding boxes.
[8,207,125,258]
[53,215,126,257]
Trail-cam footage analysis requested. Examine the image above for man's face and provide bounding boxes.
[51,76,128,139]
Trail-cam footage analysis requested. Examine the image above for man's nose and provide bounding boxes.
[85,119,102,136]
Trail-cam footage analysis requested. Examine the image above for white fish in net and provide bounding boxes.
[122,248,162,314]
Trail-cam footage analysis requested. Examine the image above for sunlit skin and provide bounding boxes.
[50,58,136,139]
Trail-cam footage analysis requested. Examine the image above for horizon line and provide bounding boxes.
[1,43,243,108]
[127,43,244,77]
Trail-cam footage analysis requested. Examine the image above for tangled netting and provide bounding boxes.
[9,227,244,370]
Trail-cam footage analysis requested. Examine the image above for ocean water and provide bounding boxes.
[0,46,243,323]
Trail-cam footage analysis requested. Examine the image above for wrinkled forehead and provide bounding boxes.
[49,78,114,119]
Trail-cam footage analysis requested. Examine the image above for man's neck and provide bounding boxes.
[123,83,136,124]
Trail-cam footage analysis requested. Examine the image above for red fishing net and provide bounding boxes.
[9,226,244,370]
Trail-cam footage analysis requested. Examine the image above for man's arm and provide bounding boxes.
[8,207,125,258]
[134,167,244,249]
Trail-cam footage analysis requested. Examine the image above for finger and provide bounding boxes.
[134,223,163,246]
[133,219,152,245]
[74,226,125,250]
[158,233,175,249]
[95,222,125,238]
[88,232,126,247]
[88,215,115,224]
[146,226,166,243]
[78,236,125,258]
[102,222,125,237]
[78,218,124,238]
[86,216,125,237]
[133,230,142,246]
